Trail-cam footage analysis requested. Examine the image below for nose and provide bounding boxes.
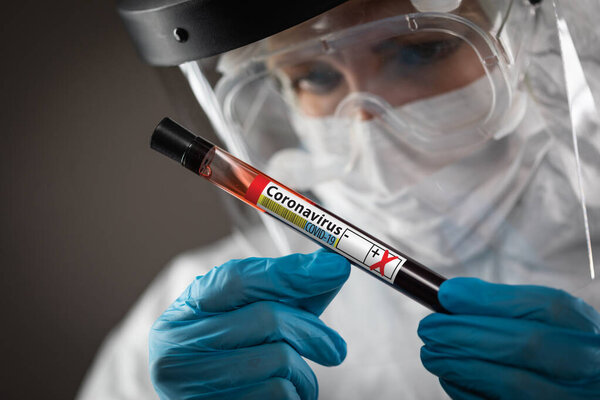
[356,109,375,121]
[338,60,376,121]
[335,92,389,122]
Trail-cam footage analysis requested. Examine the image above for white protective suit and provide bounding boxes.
[77,2,600,399]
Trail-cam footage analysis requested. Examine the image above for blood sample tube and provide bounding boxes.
[151,117,448,313]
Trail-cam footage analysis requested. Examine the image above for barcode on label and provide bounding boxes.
[258,195,308,230]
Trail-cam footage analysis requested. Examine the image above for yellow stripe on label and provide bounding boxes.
[258,195,308,230]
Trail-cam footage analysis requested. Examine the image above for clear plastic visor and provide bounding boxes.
[175,0,600,295]
[216,11,516,179]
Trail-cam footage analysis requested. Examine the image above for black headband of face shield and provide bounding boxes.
[117,0,544,66]
[117,0,349,66]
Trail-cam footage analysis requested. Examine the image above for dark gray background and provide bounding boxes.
[1,1,231,398]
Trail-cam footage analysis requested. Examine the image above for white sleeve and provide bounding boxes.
[76,237,244,400]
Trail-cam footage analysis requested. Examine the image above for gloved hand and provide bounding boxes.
[418,278,600,400]
[149,250,350,400]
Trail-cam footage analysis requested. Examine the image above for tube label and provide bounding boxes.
[245,175,405,282]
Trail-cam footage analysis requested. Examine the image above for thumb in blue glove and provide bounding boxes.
[150,250,350,400]
[418,278,600,400]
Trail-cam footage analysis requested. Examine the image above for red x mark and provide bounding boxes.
[369,249,398,277]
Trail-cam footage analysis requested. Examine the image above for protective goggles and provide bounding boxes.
[213,0,539,173]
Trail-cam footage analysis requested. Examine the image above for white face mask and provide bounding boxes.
[312,122,551,269]
[267,83,550,269]
[267,76,525,190]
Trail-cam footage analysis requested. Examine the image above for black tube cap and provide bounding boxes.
[151,117,215,174]
[151,117,196,163]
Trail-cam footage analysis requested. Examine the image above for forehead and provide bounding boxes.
[268,0,487,51]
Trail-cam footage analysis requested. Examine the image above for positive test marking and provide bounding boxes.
[336,229,405,280]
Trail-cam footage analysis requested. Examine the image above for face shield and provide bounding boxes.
[119,0,599,296]
[211,0,537,188]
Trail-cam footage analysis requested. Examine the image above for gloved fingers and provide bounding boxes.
[439,278,600,333]
[153,301,346,366]
[150,342,318,400]
[183,379,301,400]
[173,251,350,317]
[419,313,600,382]
[438,379,485,400]
[421,347,600,400]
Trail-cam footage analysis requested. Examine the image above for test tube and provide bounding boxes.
[151,117,448,313]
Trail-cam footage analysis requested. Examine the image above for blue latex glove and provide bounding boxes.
[149,250,350,400]
[419,278,600,399]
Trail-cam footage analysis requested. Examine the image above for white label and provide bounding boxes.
[252,180,405,282]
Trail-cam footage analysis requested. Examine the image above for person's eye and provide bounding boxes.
[399,40,461,66]
[291,63,344,95]
[375,38,462,68]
